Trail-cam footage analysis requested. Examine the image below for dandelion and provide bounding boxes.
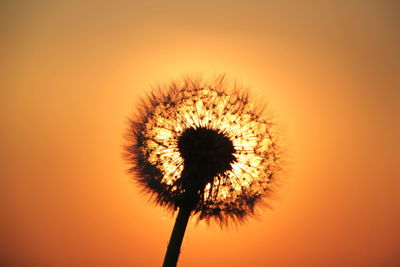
[124,75,280,267]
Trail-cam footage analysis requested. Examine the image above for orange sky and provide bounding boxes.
[1,1,399,266]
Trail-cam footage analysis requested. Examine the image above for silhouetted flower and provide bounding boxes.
[125,75,281,225]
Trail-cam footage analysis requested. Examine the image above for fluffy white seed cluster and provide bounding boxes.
[136,77,280,221]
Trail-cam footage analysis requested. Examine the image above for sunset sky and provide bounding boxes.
[1,1,399,266]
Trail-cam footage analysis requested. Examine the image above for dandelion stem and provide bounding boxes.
[162,199,193,267]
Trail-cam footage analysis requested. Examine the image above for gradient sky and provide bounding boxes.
[1,1,399,266]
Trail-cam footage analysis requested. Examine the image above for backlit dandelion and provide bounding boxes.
[124,75,281,266]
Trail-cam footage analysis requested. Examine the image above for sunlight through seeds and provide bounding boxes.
[125,75,281,224]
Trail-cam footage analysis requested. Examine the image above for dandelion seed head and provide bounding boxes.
[125,75,281,224]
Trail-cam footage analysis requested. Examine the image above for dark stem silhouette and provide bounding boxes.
[162,190,195,267]
[163,127,237,266]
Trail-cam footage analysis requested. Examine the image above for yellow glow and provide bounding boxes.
[141,82,279,205]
